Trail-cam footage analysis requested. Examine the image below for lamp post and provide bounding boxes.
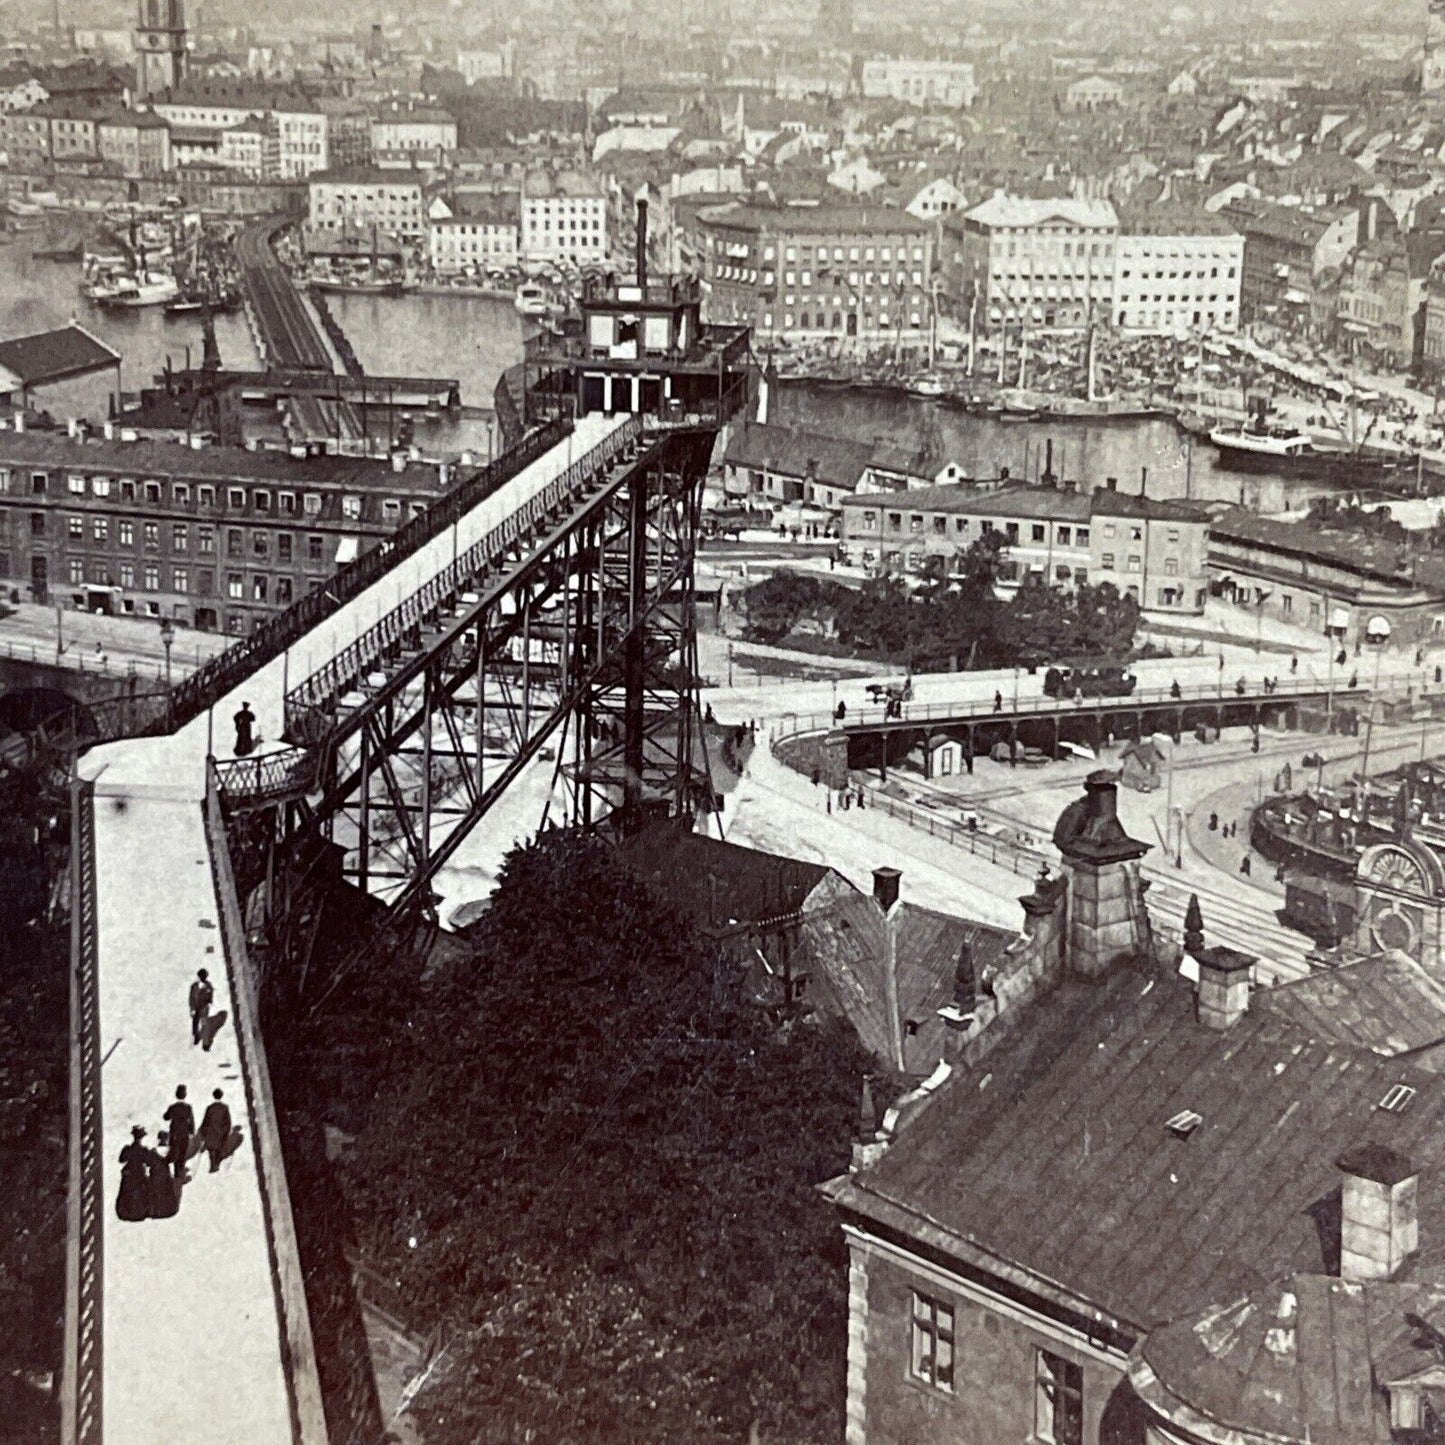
[159,616,175,729]
[1358,614,1391,813]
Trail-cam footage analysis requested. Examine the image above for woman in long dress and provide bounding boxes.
[116,1125,150,1222]
[146,1129,180,1220]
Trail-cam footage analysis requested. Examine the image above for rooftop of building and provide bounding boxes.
[151,78,319,113]
[959,193,1119,232]
[0,429,444,490]
[696,199,929,236]
[1115,201,1241,238]
[1209,508,1441,592]
[308,166,425,188]
[725,421,876,487]
[1091,488,1212,523]
[841,480,1092,522]
[827,957,1445,1334]
[0,323,118,388]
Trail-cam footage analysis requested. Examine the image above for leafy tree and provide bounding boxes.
[333,832,871,1445]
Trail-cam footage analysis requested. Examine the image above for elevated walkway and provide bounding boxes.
[65,412,638,1445]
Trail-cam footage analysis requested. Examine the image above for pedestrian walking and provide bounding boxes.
[163,1085,195,1182]
[116,1126,150,1222]
[1240,854,1252,877]
[1290,655,1297,674]
[200,1089,232,1174]
[826,793,832,814]
[233,700,256,757]
[188,968,213,1045]
[148,1133,180,1219]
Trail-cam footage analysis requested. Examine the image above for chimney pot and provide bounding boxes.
[1337,1143,1419,1280]
[873,866,901,913]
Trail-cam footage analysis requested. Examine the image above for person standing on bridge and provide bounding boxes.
[189,968,213,1046]
[200,1089,233,1174]
[233,700,256,757]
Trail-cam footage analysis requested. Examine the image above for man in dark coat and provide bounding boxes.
[188,969,213,1045]
[163,1085,195,1181]
[199,1088,232,1173]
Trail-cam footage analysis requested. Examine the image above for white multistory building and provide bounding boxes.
[520,181,608,265]
[860,57,977,109]
[1112,209,1244,334]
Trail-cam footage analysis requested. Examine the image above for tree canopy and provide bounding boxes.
[333,831,871,1445]
[737,540,1139,673]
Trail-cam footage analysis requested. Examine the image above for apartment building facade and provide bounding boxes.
[427,193,519,273]
[308,168,426,240]
[840,482,1209,610]
[696,201,933,346]
[0,431,445,633]
[859,58,977,109]
[520,183,608,265]
[1112,208,1243,334]
[941,196,1118,331]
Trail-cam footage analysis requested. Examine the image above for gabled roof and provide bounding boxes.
[828,963,1445,1333]
[0,324,118,389]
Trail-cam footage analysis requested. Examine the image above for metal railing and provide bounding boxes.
[149,417,572,742]
[202,772,329,1444]
[769,677,1353,745]
[62,776,103,1445]
[212,747,318,808]
[285,415,644,739]
[859,783,1052,876]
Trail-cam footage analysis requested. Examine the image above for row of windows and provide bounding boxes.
[39,515,335,563]
[861,511,1095,545]
[64,558,298,604]
[14,469,411,521]
[909,1291,1083,1445]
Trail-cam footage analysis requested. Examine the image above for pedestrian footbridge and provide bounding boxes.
[61,409,710,1445]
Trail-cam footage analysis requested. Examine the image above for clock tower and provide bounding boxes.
[134,0,186,100]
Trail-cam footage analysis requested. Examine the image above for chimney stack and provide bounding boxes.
[873,866,901,913]
[1194,946,1254,1029]
[636,197,649,289]
[1337,1144,1419,1281]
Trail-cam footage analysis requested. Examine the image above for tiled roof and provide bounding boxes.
[842,481,1090,522]
[0,324,119,388]
[830,964,1445,1332]
[1091,489,1211,523]
[1208,509,1436,590]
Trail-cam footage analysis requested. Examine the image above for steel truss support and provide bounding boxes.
[270,427,715,925]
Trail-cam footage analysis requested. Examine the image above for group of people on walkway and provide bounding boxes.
[116,1085,235,1223]
[113,967,240,1223]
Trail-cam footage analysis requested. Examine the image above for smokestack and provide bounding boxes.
[873,866,901,913]
[1194,947,1254,1029]
[1337,1144,1419,1281]
[636,197,648,289]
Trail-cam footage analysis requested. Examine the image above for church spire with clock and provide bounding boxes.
[134,0,186,100]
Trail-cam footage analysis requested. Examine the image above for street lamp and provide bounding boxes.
[1358,614,1391,815]
[159,616,175,728]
